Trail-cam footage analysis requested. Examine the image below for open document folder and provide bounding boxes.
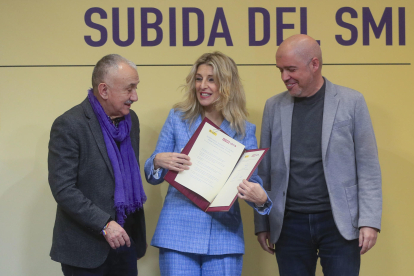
[164,117,268,212]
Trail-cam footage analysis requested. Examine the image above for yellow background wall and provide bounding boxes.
[0,0,413,275]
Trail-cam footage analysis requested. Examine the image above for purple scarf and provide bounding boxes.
[87,89,146,226]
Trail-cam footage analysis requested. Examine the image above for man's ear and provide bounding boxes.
[98,83,109,100]
[310,57,320,72]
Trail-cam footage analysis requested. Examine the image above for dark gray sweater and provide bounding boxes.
[286,80,331,213]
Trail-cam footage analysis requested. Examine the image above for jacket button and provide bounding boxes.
[283,191,286,196]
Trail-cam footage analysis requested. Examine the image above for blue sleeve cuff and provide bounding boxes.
[254,196,273,215]
[148,162,164,180]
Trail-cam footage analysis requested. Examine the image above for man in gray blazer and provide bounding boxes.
[48,54,147,275]
[254,35,382,276]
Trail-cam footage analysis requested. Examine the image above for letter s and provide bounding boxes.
[84,7,108,47]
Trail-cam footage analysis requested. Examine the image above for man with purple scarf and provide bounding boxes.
[48,54,147,276]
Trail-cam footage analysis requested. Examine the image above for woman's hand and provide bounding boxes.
[154,152,192,172]
[237,179,267,206]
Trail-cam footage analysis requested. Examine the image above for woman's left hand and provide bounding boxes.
[237,179,267,206]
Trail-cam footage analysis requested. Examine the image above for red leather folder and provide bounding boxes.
[164,117,268,212]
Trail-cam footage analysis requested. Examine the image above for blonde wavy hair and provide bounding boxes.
[174,52,248,136]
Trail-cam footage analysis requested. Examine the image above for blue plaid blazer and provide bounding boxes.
[144,109,271,255]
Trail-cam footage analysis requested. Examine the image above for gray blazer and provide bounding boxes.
[48,98,146,268]
[254,78,382,243]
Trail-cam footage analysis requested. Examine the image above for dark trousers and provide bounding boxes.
[61,243,138,276]
[275,210,360,276]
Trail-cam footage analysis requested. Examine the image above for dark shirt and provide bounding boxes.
[111,116,125,128]
[286,80,331,213]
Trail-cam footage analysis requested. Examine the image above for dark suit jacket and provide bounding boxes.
[48,98,146,268]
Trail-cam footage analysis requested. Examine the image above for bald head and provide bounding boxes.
[277,34,322,70]
[275,34,324,97]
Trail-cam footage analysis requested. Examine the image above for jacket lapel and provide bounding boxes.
[185,114,236,140]
[280,93,294,169]
[186,115,202,139]
[322,78,339,162]
[219,119,236,139]
[81,98,114,178]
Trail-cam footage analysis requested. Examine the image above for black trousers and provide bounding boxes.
[61,243,138,276]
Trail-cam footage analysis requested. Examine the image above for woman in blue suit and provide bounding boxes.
[144,52,272,276]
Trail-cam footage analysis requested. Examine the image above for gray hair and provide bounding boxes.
[92,54,136,92]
